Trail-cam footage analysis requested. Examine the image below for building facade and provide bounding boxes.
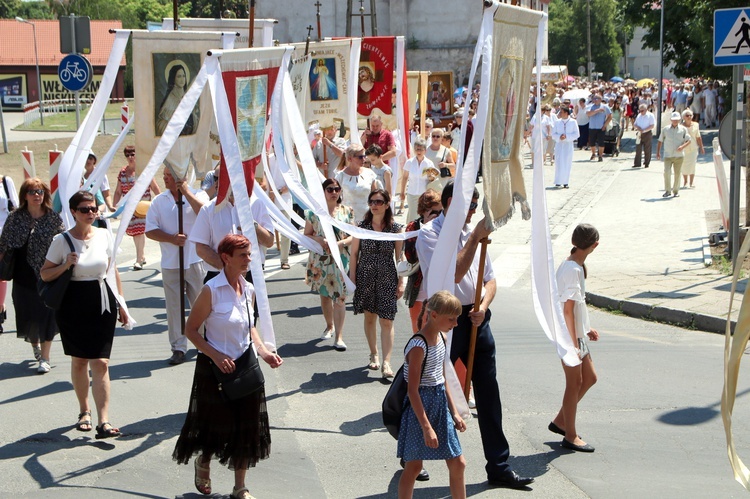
[621,26,676,81]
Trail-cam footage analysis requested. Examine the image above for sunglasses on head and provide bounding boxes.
[368,199,386,206]
[28,189,45,196]
[469,201,478,210]
[125,153,135,158]
[76,206,98,214]
[325,186,341,193]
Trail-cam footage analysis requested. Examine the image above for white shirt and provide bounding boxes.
[556,260,590,339]
[634,111,656,132]
[146,188,209,269]
[189,197,274,271]
[204,270,253,360]
[416,213,494,306]
[46,228,114,313]
[403,156,435,196]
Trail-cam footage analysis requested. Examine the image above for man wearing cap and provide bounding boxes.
[586,94,612,162]
[656,111,691,198]
[314,124,347,178]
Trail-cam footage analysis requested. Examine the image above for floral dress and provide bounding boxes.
[117,167,152,236]
[352,220,403,320]
[305,205,354,301]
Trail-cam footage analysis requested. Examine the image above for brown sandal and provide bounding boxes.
[76,411,92,432]
[194,456,211,495]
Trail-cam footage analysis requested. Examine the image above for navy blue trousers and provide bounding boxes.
[450,306,511,478]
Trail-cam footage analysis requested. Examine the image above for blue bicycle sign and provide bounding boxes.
[58,54,92,92]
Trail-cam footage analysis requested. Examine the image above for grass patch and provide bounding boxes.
[14,102,131,132]
[712,254,746,278]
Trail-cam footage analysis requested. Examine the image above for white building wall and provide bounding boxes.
[621,26,676,80]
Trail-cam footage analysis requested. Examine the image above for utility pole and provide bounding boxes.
[586,0,592,80]
[656,0,665,137]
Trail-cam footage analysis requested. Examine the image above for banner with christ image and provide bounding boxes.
[357,37,394,118]
[133,31,227,180]
[292,40,351,131]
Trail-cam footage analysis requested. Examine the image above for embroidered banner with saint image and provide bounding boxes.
[133,31,228,180]
[358,36,394,117]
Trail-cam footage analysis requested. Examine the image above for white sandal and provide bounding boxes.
[231,486,256,499]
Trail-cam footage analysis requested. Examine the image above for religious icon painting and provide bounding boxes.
[235,75,268,163]
[425,71,453,121]
[358,37,395,117]
[152,53,202,137]
[310,58,338,101]
[490,58,521,162]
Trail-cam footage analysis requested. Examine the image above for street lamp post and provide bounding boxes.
[656,0,665,137]
[15,17,45,126]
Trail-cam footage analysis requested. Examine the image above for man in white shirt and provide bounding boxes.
[632,104,656,168]
[416,181,534,490]
[146,169,209,365]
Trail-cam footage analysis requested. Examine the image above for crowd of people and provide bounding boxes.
[0,74,658,497]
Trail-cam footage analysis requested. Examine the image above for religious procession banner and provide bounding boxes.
[482,4,542,229]
[215,47,286,206]
[291,39,352,132]
[133,31,232,180]
[357,36,394,118]
[290,53,312,117]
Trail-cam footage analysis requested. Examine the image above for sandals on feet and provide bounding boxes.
[382,361,394,378]
[368,353,380,370]
[280,262,291,270]
[95,422,121,439]
[194,456,212,495]
[76,411,92,432]
[231,486,257,499]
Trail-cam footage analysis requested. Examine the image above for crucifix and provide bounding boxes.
[305,25,314,56]
[315,1,322,41]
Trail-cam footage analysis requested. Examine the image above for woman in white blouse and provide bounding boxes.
[335,144,378,223]
[550,223,600,453]
[40,191,129,439]
[0,175,19,333]
[173,234,283,499]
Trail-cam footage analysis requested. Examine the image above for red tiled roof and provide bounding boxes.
[0,19,124,67]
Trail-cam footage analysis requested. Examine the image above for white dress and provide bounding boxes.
[552,118,580,185]
[556,259,590,344]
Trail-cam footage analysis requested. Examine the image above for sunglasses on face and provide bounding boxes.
[469,201,478,210]
[28,189,45,196]
[125,153,135,158]
[431,135,441,138]
[368,199,386,206]
[325,187,341,193]
[76,206,98,214]
[354,154,366,160]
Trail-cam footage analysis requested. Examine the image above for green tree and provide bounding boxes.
[0,0,21,18]
[620,0,747,80]
[548,0,624,78]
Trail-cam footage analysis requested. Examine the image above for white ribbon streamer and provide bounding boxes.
[347,38,362,146]
[83,118,133,197]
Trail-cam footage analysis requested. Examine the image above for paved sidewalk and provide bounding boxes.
[565,128,742,333]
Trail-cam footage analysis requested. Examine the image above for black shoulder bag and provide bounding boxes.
[37,232,76,310]
[210,291,265,401]
[382,333,429,440]
[439,149,452,178]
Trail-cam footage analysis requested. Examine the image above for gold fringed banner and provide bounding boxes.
[482,5,542,229]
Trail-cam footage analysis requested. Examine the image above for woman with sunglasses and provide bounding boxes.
[304,179,354,351]
[335,144,378,223]
[349,190,405,378]
[113,146,161,270]
[40,191,129,437]
[0,178,63,373]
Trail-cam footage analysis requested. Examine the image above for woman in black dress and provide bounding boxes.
[349,189,405,379]
[40,191,129,438]
[0,178,63,373]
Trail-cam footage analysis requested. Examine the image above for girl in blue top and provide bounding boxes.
[398,290,467,498]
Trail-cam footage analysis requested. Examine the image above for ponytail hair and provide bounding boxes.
[417,290,462,330]
[570,223,599,278]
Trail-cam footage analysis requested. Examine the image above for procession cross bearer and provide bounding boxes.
[416,181,534,489]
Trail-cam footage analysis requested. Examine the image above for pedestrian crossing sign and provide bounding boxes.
[715,7,750,66]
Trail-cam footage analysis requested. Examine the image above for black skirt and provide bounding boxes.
[172,352,271,470]
[11,245,57,343]
[56,280,117,359]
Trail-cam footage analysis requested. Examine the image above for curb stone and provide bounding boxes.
[587,293,736,335]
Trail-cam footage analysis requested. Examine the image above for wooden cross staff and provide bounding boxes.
[464,237,490,401]
[315,1,323,41]
[305,25,313,56]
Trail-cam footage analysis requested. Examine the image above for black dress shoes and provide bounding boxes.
[487,470,534,489]
[400,458,430,481]
[548,422,565,436]
[561,438,595,453]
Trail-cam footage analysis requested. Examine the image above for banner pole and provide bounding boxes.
[464,237,489,401]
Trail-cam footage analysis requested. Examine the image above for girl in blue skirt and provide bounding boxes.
[397,291,467,498]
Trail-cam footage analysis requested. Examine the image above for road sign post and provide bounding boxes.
[58,53,91,130]
[715,7,750,269]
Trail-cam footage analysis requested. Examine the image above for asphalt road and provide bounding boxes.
[0,247,748,498]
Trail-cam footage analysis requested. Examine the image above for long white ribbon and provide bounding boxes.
[206,55,277,350]
[82,118,133,196]
[529,15,579,367]
[347,38,362,146]
[59,30,130,228]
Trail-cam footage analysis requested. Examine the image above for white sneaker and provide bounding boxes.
[321,328,333,340]
[33,345,42,362]
[333,340,347,351]
[468,397,476,409]
[38,360,50,374]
